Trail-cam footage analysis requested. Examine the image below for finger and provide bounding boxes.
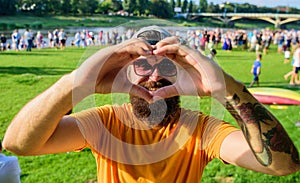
[130,38,154,55]
[152,85,180,100]
[153,44,189,62]
[107,40,153,66]
[110,73,154,102]
[153,44,178,55]
[156,37,180,48]
[129,84,153,102]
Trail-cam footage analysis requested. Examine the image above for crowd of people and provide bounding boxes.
[0,27,299,51]
[184,28,300,55]
[1,27,300,54]
[1,26,300,85]
[71,28,136,48]
[0,28,136,51]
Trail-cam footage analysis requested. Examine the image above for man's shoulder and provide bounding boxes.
[254,60,261,64]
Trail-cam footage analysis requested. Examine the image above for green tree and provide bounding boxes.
[31,0,48,15]
[97,0,113,14]
[136,0,149,16]
[110,0,123,12]
[0,0,17,15]
[17,0,48,15]
[72,0,96,15]
[182,0,187,13]
[199,0,207,12]
[188,0,193,13]
[176,0,181,7]
[170,0,175,11]
[150,0,173,18]
[61,0,72,14]
[45,0,61,14]
[123,0,136,14]
[206,2,218,13]
[97,0,122,14]
[71,0,80,14]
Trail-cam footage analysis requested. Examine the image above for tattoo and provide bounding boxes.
[263,125,300,164]
[225,86,273,166]
[225,101,246,132]
[225,99,272,166]
[237,102,271,125]
[225,86,300,166]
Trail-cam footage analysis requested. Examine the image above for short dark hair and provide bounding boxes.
[257,53,262,59]
[210,49,217,55]
[136,30,162,45]
[134,26,172,45]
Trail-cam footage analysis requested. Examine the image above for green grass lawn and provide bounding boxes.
[0,14,142,29]
[0,14,187,31]
[0,44,300,183]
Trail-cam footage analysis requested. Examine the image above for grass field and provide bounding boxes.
[0,43,300,183]
[0,14,197,31]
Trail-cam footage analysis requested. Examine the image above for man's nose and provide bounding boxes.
[149,68,160,81]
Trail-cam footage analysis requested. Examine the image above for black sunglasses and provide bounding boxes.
[146,40,159,45]
[133,58,177,77]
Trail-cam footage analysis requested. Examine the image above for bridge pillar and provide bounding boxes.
[275,19,281,28]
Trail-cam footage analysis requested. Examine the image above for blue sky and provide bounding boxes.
[206,0,300,9]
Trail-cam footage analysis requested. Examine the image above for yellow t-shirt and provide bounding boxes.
[73,104,238,183]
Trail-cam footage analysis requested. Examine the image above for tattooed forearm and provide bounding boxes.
[225,96,272,166]
[225,86,300,166]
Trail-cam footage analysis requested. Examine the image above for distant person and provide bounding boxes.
[11,29,21,51]
[248,30,257,52]
[80,30,87,48]
[277,33,285,54]
[0,141,21,183]
[222,34,232,51]
[0,33,7,51]
[53,28,59,48]
[207,48,217,60]
[58,29,67,50]
[255,33,263,54]
[35,31,44,49]
[249,53,262,87]
[74,31,81,48]
[24,29,34,51]
[48,31,53,48]
[283,45,291,64]
[97,30,103,45]
[289,42,300,85]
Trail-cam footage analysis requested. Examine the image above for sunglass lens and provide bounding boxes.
[134,59,153,76]
[158,59,177,76]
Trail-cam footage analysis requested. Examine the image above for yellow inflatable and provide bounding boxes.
[248,87,300,105]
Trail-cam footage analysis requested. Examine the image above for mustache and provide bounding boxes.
[138,79,173,90]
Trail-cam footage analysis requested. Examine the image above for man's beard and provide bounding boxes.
[130,79,180,127]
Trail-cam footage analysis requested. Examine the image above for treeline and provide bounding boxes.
[1,0,300,18]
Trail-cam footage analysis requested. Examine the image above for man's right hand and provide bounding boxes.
[72,38,155,102]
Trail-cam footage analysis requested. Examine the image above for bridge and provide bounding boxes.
[186,13,300,28]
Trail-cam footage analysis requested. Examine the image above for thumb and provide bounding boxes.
[129,84,154,102]
[152,85,180,100]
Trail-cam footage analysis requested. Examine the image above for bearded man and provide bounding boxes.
[3,26,300,183]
